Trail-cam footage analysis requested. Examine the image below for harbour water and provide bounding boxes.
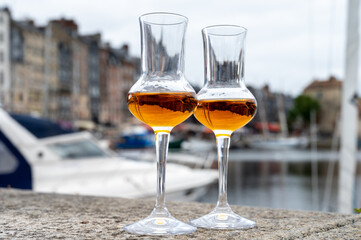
[197,149,361,212]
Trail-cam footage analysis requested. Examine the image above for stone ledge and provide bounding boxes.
[0,188,360,239]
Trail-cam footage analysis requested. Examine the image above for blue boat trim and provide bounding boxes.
[10,113,73,139]
[0,129,32,189]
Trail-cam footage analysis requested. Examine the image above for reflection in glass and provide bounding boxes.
[190,25,257,229]
[123,13,197,235]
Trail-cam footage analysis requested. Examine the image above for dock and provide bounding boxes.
[1,188,360,239]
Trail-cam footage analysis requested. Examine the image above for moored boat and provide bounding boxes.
[0,109,217,201]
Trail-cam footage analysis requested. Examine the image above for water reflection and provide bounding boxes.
[199,150,361,212]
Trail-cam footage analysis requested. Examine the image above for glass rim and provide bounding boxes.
[202,25,247,36]
[139,12,188,26]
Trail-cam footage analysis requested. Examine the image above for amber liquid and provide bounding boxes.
[194,99,257,134]
[128,92,197,129]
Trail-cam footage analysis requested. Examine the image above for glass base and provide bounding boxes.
[190,207,256,230]
[123,213,196,235]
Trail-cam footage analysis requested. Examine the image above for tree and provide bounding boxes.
[288,95,320,127]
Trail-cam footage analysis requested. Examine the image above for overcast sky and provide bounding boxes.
[2,0,350,95]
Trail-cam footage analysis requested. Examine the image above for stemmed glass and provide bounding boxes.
[190,25,257,229]
[123,13,197,235]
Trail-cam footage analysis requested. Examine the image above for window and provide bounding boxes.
[48,140,109,159]
[0,134,19,174]
[317,92,323,100]
[0,71,3,85]
[0,32,3,42]
[17,77,23,87]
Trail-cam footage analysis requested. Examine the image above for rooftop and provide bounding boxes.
[304,76,342,92]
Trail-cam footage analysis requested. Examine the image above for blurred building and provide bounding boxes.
[249,85,294,134]
[45,19,76,121]
[11,20,45,116]
[81,34,101,123]
[0,8,139,126]
[107,51,122,125]
[117,45,137,121]
[71,31,90,121]
[0,8,12,109]
[99,44,110,124]
[100,45,137,126]
[303,76,342,136]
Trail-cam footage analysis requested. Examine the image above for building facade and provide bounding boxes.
[248,85,294,134]
[1,8,139,127]
[118,57,136,120]
[10,20,45,116]
[0,8,11,109]
[303,76,342,135]
[46,19,77,121]
[99,45,110,124]
[82,34,101,123]
[99,45,137,126]
[71,36,90,121]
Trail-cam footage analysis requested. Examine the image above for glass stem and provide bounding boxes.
[216,135,231,209]
[154,131,170,215]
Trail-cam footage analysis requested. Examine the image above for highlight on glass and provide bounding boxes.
[123,12,197,235]
[190,25,257,229]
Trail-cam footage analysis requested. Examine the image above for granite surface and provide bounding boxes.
[0,188,360,239]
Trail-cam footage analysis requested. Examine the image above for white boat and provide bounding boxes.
[118,148,216,169]
[0,108,217,201]
[181,138,215,152]
[249,136,309,150]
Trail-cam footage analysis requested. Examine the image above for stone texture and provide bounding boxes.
[0,188,360,239]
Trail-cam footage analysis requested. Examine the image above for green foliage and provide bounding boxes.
[355,208,361,214]
[288,95,320,126]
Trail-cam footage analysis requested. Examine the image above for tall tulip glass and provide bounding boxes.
[123,13,197,235]
[190,25,257,229]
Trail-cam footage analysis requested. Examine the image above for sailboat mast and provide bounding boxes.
[338,0,359,214]
[276,93,289,137]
